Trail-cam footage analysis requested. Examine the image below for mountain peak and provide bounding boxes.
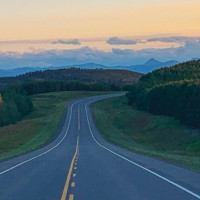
[144,58,162,66]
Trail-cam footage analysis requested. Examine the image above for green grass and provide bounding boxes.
[0,91,113,161]
[93,96,200,171]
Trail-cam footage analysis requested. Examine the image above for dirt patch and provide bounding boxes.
[0,119,35,138]
[128,114,152,130]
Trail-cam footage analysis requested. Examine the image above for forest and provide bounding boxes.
[0,67,142,87]
[127,59,200,128]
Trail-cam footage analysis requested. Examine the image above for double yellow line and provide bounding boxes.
[61,136,79,200]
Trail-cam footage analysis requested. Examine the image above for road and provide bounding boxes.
[0,94,200,200]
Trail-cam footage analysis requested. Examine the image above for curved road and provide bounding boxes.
[0,94,200,200]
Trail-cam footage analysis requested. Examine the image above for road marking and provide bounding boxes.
[0,101,80,176]
[69,194,74,200]
[71,182,75,187]
[61,136,79,200]
[85,103,200,199]
[73,173,76,177]
[78,103,81,130]
[74,167,77,170]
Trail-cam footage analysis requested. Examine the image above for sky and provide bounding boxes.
[0,0,200,69]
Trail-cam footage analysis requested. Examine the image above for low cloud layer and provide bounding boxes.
[52,39,81,45]
[0,36,200,69]
[107,37,139,45]
[147,36,200,44]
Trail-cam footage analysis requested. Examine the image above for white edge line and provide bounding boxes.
[0,100,79,175]
[85,103,200,199]
[78,103,81,131]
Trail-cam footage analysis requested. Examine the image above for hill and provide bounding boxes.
[139,59,200,88]
[0,64,107,78]
[0,68,142,86]
[127,59,200,129]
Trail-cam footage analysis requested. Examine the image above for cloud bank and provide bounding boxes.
[52,39,81,45]
[107,37,139,45]
[147,36,200,44]
[0,36,200,69]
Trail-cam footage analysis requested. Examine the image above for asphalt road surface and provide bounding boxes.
[0,94,200,200]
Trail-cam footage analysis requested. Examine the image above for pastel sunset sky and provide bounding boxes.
[0,0,200,68]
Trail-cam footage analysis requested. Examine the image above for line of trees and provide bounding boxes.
[21,81,122,95]
[127,59,200,128]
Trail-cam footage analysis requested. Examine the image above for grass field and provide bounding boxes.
[93,96,200,171]
[0,91,112,161]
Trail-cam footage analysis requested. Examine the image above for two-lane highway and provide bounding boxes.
[0,94,200,200]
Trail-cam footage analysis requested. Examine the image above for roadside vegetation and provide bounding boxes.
[0,87,33,127]
[0,91,112,161]
[93,96,200,170]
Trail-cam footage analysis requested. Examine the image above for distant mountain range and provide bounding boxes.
[0,58,182,77]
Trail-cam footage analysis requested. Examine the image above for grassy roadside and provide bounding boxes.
[93,96,200,171]
[0,91,113,161]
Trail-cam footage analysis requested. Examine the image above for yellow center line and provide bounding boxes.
[61,136,79,200]
[78,104,81,130]
[69,194,74,200]
[71,182,75,187]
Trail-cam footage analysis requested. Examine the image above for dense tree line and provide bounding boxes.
[0,87,33,127]
[21,81,121,95]
[127,59,200,128]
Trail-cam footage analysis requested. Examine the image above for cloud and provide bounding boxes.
[112,48,135,55]
[147,36,200,43]
[52,39,81,45]
[107,37,139,45]
[148,37,178,43]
